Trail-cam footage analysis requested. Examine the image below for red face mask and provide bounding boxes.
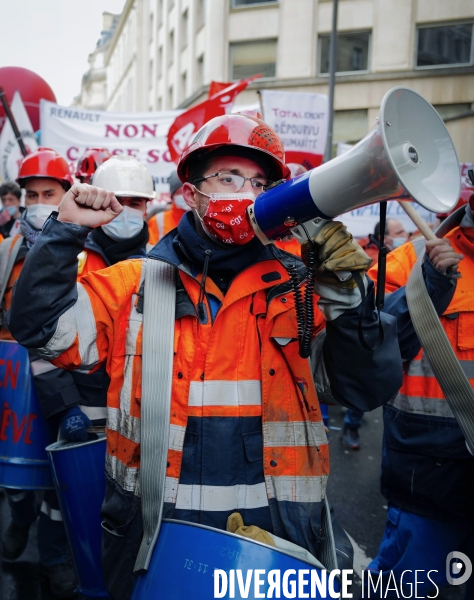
[198,193,257,245]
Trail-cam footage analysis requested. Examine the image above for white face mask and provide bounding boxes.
[173,194,191,212]
[392,237,407,249]
[26,204,55,230]
[2,206,18,218]
[101,206,144,241]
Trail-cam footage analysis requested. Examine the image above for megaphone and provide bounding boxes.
[248,87,461,244]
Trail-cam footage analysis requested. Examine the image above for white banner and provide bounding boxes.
[40,100,183,193]
[339,201,438,239]
[0,92,38,182]
[259,90,328,168]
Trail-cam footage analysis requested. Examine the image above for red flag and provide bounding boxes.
[167,75,261,163]
[207,81,234,99]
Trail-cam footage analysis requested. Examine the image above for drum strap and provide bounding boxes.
[406,257,474,454]
[0,235,24,321]
[134,258,176,573]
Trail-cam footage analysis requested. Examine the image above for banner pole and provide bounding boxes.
[0,88,28,157]
[323,0,339,164]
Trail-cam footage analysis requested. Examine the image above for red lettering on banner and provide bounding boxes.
[147,149,160,163]
[24,415,37,445]
[0,402,12,440]
[162,149,173,163]
[126,149,139,157]
[124,124,138,138]
[67,147,79,160]
[111,149,123,155]
[12,413,27,444]
[142,124,157,137]
[4,361,20,389]
[106,125,121,137]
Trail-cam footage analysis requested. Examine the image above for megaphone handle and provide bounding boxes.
[398,201,436,241]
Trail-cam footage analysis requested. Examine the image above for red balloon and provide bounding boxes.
[0,66,56,133]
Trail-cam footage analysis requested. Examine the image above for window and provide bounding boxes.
[230,40,277,79]
[169,86,174,108]
[416,24,473,68]
[181,72,187,101]
[158,46,163,78]
[197,0,205,27]
[169,30,174,65]
[319,31,370,74]
[182,10,188,48]
[148,59,153,89]
[232,0,278,6]
[157,0,162,27]
[197,55,204,87]
[149,13,153,42]
[158,96,163,110]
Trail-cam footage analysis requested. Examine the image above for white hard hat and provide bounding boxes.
[92,155,156,199]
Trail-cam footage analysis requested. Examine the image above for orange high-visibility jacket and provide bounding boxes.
[369,231,474,419]
[44,256,330,504]
[0,235,105,341]
[148,206,186,245]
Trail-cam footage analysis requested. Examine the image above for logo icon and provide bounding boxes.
[446,551,472,586]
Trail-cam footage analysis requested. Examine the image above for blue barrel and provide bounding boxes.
[0,340,53,489]
[47,433,110,599]
[132,520,341,599]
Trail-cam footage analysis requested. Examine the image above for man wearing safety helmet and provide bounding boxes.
[79,155,154,273]
[8,114,402,600]
[0,148,81,597]
[75,148,111,184]
[148,169,189,245]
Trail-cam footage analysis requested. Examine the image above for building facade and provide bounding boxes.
[73,12,121,110]
[88,0,474,160]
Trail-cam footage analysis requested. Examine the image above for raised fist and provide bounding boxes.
[58,183,122,229]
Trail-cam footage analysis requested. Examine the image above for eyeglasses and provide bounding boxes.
[192,172,273,193]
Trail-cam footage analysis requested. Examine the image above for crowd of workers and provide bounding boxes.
[0,111,472,600]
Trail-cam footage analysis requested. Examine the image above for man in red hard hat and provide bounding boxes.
[8,114,402,600]
[0,148,81,598]
[75,148,112,184]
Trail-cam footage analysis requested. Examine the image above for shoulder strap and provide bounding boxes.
[406,257,474,454]
[134,258,176,573]
[0,236,24,307]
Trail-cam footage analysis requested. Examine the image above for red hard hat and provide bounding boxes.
[177,114,290,183]
[76,148,112,180]
[436,188,474,219]
[17,148,73,190]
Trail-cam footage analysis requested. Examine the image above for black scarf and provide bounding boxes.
[91,223,149,265]
[175,212,274,293]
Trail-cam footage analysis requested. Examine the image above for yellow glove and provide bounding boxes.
[226,512,275,547]
[301,221,372,289]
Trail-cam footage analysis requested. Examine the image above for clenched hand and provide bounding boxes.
[58,183,122,229]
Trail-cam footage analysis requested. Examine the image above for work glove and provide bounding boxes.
[59,406,92,442]
[301,221,372,321]
[226,513,275,547]
[301,221,372,289]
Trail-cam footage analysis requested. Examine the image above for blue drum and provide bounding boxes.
[0,340,53,489]
[132,520,341,600]
[47,433,110,599]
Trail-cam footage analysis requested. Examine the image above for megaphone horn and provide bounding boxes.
[248,87,461,244]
